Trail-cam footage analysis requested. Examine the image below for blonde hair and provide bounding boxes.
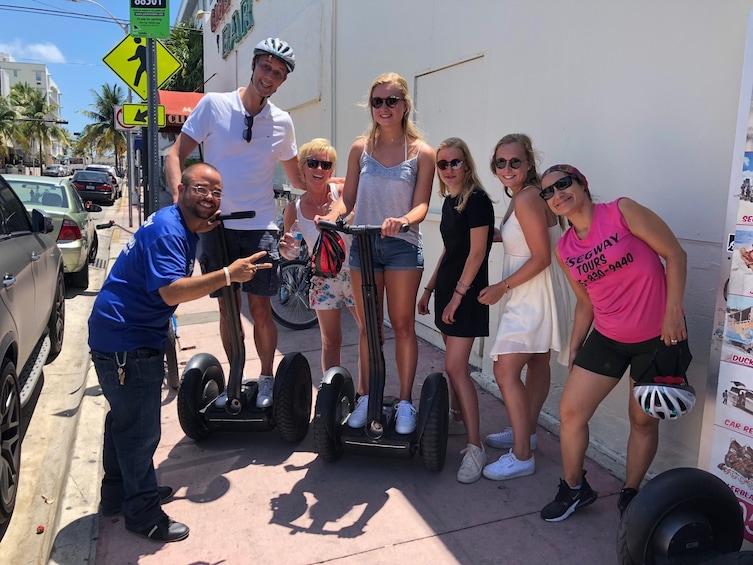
[297,138,337,181]
[436,137,489,212]
[489,133,541,199]
[363,72,423,151]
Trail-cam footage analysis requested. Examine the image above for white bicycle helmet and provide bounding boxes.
[634,382,696,420]
[253,37,295,73]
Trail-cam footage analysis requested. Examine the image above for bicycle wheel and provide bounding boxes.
[165,317,180,389]
[272,259,318,330]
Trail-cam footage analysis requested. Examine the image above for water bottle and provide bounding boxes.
[288,219,303,259]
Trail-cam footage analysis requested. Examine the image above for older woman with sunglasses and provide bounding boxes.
[280,138,357,375]
[477,134,571,483]
[537,164,690,522]
[317,72,435,434]
[418,137,495,483]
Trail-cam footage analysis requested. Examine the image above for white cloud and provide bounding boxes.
[0,40,65,64]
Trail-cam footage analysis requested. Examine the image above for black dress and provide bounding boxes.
[435,188,495,337]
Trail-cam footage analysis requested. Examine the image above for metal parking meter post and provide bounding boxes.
[147,38,160,218]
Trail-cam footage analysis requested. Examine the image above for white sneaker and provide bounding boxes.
[485,427,537,450]
[482,449,535,481]
[347,395,369,428]
[256,376,274,408]
[457,443,487,484]
[395,400,417,434]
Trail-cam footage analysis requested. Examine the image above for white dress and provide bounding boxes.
[489,210,571,366]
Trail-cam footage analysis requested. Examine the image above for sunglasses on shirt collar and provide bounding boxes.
[242,114,253,143]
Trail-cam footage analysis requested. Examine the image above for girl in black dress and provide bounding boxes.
[417,137,495,483]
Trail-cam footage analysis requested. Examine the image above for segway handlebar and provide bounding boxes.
[317,219,409,236]
[215,210,256,222]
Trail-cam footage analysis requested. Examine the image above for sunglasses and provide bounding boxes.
[370,96,404,109]
[540,175,576,201]
[436,158,465,171]
[494,157,524,170]
[242,114,253,143]
[306,158,333,171]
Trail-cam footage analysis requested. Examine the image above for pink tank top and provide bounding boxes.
[557,199,666,343]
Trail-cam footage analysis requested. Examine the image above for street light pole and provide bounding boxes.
[69,0,136,227]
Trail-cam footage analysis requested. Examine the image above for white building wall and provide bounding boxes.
[194,0,753,482]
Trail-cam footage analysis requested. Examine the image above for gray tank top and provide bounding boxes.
[352,143,422,249]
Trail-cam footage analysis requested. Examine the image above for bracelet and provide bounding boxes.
[223,266,231,286]
[503,279,512,291]
[453,288,466,297]
[401,215,410,225]
[456,280,471,290]
[424,287,434,294]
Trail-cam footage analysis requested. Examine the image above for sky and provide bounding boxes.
[0,0,178,135]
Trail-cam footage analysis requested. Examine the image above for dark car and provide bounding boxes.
[72,170,115,205]
[0,175,65,540]
[85,164,121,199]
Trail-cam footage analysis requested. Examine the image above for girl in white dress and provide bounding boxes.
[478,134,571,481]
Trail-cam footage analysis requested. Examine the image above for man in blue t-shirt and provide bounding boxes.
[88,163,271,543]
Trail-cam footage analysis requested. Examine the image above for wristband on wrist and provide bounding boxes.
[223,266,231,286]
[503,279,512,291]
[424,286,434,294]
[456,280,471,290]
[453,288,466,297]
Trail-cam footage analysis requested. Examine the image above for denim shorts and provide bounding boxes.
[199,228,281,298]
[575,328,692,381]
[348,235,423,272]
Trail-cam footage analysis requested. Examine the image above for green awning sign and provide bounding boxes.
[130,0,170,39]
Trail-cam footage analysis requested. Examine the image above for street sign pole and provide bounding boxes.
[126,89,135,227]
[147,38,160,218]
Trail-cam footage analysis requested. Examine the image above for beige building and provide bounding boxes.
[177,0,753,483]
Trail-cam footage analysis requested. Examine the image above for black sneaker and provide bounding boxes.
[540,471,598,522]
[100,485,174,517]
[128,517,190,543]
[618,487,638,516]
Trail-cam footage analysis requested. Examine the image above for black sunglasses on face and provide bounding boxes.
[370,96,404,109]
[494,157,524,170]
[306,158,333,171]
[540,175,576,201]
[243,114,253,143]
[436,158,465,171]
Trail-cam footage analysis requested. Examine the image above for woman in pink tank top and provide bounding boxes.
[537,164,690,523]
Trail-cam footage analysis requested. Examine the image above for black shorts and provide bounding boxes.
[574,328,692,382]
[199,228,281,298]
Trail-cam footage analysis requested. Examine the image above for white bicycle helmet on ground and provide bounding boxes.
[253,37,295,73]
[634,381,696,420]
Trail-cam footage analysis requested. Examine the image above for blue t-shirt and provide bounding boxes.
[88,205,199,352]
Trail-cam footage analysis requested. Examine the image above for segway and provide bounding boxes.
[177,211,312,443]
[312,219,448,470]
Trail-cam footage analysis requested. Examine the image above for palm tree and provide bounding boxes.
[163,21,205,92]
[0,96,18,165]
[78,83,126,171]
[10,83,67,169]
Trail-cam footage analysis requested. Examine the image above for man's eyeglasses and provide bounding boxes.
[436,158,465,171]
[242,114,253,143]
[306,159,333,171]
[189,184,222,200]
[539,175,576,201]
[494,157,524,170]
[370,96,404,109]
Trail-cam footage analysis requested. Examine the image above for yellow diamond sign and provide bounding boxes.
[102,35,182,101]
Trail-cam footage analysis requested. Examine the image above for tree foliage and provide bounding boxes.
[78,83,126,170]
[163,20,205,93]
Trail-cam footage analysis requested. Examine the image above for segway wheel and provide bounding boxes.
[177,353,225,441]
[617,467,744,565]
[273,352,312,443]
[313,367,355,462]
[165,322,180,389]
[419,372,449,471]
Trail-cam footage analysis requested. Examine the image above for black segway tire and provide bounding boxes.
[273,352,312,443]
[418,372,449,471]
[313,367,355,462]
[177,353,225,441]
[617,467,743,565]
[165,323,180,389]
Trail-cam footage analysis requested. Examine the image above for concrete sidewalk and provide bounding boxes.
[51,203,625,564]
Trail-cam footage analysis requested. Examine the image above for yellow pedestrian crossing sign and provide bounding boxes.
[102,35,182,101]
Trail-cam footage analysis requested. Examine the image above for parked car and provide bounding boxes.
[0,175,65,540]
[85,164,121,199]
[4,174,102,288]
[43,164,65,177]
[71,170,115,205]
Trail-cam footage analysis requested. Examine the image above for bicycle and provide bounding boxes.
[165,313,181,389]
[270,186,319,330]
